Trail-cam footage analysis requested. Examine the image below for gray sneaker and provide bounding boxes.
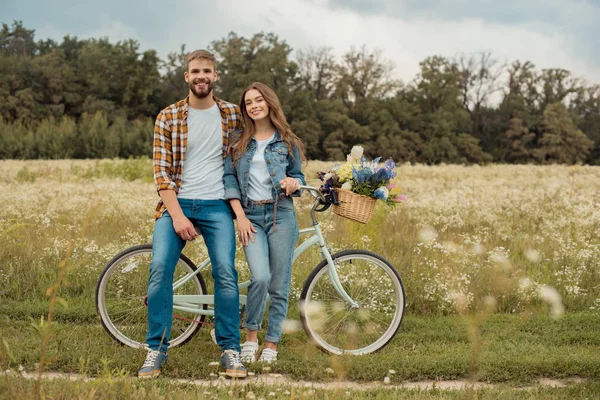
[138,349,168,378]
[240,341,259,363]
[258,348,278,363]
[220,349,247,378]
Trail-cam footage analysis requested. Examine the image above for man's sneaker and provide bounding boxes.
[220,349,247,378]
[138,349,168,378]
[258,348,278,363]
[240,341,260,363]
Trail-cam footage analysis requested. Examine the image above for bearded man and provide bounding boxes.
[138,49,246,379]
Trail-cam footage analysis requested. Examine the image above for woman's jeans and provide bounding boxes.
[242,198,299,344]
[146,199,240,353]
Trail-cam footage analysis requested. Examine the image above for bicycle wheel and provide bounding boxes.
[299,250,405,355]
[96,244,207,349]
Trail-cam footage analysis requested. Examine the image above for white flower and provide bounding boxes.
[341,182,353,190]
[323,172,332,181]
[282,319,302,333]
[419,226,438,242]
[350,145,364,161]
[374,186,389,200]
[524,249,542,263]
[539,285,564,318]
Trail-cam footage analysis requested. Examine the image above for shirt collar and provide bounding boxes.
[181,95,227,119]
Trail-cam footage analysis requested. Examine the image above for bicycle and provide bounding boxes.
[95,185,406,355]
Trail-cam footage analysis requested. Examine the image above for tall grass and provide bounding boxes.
[1,160,600,316]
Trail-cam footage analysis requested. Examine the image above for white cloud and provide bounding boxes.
[202,0,600,83]
[16,0,600,84]
[86,14,140,43]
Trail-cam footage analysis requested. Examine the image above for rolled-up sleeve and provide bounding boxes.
[153,111,178,192]
[223,153,242,200]
[287,145,306,197]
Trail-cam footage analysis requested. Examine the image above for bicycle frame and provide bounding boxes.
[171,186,358,316]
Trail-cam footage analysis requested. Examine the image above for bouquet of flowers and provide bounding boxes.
[318,145,406,223]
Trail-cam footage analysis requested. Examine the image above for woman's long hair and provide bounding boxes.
[231,82,306,164]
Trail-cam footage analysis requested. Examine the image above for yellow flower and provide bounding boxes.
[336,162,354,182]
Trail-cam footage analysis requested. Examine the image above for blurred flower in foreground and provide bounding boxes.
[282,319,302,334]
[419,226,438,242]
[539,285,564,318]
[524,249,542,263]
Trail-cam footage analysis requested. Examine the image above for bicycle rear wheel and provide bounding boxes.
[299,250,405,355]
[95,244,207,349]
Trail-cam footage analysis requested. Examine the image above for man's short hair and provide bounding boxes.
[186,49,217,71]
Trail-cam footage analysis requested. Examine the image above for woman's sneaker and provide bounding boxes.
[240,341,260,363]
[138,349,168,378]
[220,349,247,378]
[258,348,278,363]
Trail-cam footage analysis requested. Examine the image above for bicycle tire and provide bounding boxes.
[95,244,207,349]
[299,249,405,355]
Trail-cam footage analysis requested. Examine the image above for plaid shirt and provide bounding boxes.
[153,95,243,219]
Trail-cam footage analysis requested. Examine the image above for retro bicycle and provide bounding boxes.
[95,185,405,355]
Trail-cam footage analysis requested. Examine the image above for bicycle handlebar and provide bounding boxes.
[298,184,327,202]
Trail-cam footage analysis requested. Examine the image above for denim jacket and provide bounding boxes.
[223,130,306,208]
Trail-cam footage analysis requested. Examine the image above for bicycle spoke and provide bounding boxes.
[300,251,405,355]
[97,246,207,349]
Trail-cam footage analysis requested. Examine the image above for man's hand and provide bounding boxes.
[172,216,198,241]
[237,216,257,246]
[280,177,300,196]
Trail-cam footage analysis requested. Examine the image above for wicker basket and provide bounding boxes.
[332,189,376,224]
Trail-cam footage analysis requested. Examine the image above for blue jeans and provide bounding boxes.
[242,198,299,344]
[146,198,240,353]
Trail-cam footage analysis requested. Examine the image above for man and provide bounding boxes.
[138,49,246,379]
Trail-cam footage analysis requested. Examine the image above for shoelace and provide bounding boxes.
[142,350,160,368]
[240,342,258,359]
[259,348,277,361]
[223,350,244,368]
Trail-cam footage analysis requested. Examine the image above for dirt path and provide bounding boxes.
[7,371,587,392]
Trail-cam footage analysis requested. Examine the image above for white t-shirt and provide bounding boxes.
[247,134,275,201]
[177,104,225,200]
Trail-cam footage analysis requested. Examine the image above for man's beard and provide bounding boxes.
[189,79,215,99]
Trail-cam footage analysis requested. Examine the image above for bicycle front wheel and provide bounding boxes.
[299,250,405,355]
[95,244,207,349]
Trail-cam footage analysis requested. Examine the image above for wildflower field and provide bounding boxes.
[1,159,600,398]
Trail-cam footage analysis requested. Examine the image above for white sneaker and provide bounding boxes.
[240,341,260,363]
[258,348,278,363]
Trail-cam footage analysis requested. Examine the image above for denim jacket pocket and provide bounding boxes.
[273,145,288,162]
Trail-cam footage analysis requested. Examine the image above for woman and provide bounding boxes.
[223,82,306,363]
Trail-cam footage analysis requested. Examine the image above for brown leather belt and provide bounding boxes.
[247,199,276,205]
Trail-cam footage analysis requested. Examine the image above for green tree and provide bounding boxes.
[210,32,298,105]
[534,103,593,164]
[0,21,36,56]
[76,112,119,158]
[500,118,537,163]
[295,47,337,101]
[456,52,505,152]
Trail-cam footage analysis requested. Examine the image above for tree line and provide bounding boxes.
[1,20,599,163]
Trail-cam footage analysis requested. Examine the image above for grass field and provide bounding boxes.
[1,159,600,398]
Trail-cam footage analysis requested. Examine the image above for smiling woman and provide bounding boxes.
[223,81,307,364]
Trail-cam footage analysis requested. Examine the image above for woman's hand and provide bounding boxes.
[280,177,300,196]
[236,215,257,246]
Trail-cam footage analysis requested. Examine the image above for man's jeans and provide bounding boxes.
[146,198,240,353]
[242,199,299,344]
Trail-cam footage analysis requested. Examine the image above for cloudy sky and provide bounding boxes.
[3,0,599,83]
